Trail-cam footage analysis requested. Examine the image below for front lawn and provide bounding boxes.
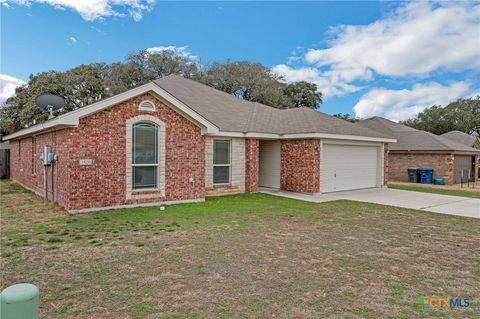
[388,183,480,199]
[1,180,479,318]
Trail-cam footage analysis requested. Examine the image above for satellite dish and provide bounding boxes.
[36,94,65,119]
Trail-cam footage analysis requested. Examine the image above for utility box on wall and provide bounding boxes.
[40,144,53,165]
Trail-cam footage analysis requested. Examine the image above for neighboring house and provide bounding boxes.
[358,117,480,185]
[441,130,480,179]
[441,131,480,149]
[3,75,394,213]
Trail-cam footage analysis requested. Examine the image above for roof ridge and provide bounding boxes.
[425,131,478,151]
[156,75,257,108]
[373,116,419,132]
[442,130,477,137]
[332,113,395,138]
[421,131,446,146]
[425,131,454,149]
[378,119,395,132]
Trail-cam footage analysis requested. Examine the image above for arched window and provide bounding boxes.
[132,122,159,189]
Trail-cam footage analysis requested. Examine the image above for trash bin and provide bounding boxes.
[0,283,39,319]
[418,168,433,184]
[407,168,418,183]
[434,178,445,185]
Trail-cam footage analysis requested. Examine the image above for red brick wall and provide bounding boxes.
[67,93,205,210]
[10,129,72,208]
[245,139,259,192]
[10,93,206,211]
[281,139,320,193]
[383,143,389,185]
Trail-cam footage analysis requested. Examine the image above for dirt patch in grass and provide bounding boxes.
[1,179,479,318]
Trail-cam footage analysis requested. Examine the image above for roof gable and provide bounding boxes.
[3,82,220,141]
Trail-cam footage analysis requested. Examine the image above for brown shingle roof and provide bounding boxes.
[3,75,395,142]
[358,117,479,153]
[441,131,479,148]
[154,75,389,138]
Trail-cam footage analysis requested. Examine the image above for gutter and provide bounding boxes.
[2,117,79,141]
[209,131,397,143]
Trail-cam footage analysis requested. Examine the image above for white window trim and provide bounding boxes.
[138,99,156,112]
[213,139,232,185]
[132,122,159,190]
[126,115,166,200]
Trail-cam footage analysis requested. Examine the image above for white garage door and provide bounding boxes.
[321,144,379,193]
[259,140,281,188]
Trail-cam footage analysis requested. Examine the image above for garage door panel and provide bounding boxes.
[321,144,379,193]
[454,155,474,184]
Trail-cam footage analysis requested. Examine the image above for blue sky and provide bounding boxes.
[1,1,479,120]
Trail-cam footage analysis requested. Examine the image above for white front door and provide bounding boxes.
[321,144,379,193]
[259,140,281,188]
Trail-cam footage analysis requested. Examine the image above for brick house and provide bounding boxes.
[358,117,480,184]
[4,75,394,213]
[441,130,480,179]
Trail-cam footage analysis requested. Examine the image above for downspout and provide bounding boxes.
[51,129,55,202]
[43,163,47,199]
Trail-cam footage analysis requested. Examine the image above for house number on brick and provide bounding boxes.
[79,159,93,166]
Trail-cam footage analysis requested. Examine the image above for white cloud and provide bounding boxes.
[0,74,26,104]
[305,1,480,81]
[4,0,156,21]
[69,36,77,43]
[146,46,197,61]
[272,64,360,98]
[273,1,480,98]
[2,0,29,7]
[353,82,471,121]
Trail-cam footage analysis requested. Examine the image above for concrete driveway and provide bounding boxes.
[260,187,480,219]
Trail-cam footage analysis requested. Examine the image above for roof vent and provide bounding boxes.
[139,100,155,111]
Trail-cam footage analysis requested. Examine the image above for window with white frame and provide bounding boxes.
[213,139,231,184]
[132,122,159,189]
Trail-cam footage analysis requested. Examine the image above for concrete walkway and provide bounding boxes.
[259,187,480,219]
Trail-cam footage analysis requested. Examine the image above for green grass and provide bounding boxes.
[388,183,480,198]
[47,236,64,243]
[132,303,157,319]
[334,256,369,274]
[386,284,406,305]
[1,179,479,318]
